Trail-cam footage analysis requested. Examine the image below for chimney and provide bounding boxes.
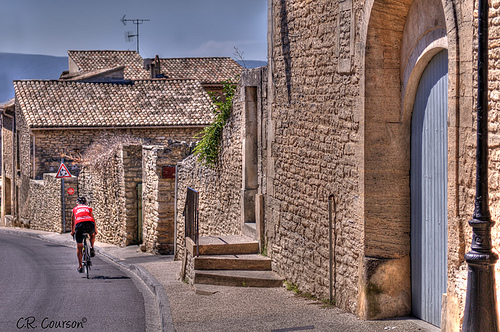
[144,58,153,71]
[144,56,162,78]
[154,55,161,78]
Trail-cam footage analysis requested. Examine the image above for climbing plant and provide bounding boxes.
[194,78,237,167]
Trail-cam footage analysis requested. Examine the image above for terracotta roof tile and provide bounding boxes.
[68,51,242,83]
[68,50,149,80]
[60,66,126,81]
[158,57,242,84]
[14,79,214,129]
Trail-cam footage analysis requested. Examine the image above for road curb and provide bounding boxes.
[0,227,174,332]
[97,249,175,332]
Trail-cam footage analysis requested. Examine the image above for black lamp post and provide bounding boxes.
[462,0,499,330]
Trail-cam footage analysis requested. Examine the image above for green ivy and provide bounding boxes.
[194,79,237,167]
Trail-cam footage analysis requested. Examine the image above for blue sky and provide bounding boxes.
[0,0,268,60]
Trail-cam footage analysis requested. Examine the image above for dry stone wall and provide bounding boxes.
[142,142,192,254]
[2,115,14,223]
[31,127,201,180]
[16,99,34,225]
[78,150,126,246]
[123,145,143,245]
[78,145,144,246]
[174,71,255,258]
[11,106,202,242]
[2,116,13,180]
[27,173,77,233]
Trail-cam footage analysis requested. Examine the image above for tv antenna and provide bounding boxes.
[121,15,150,54]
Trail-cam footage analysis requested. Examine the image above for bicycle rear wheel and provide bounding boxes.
[84,263,89,279]
[83,239,91,279]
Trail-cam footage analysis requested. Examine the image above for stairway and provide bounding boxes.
[186,235,283,288]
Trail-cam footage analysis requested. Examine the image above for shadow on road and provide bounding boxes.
[90,275,131,280]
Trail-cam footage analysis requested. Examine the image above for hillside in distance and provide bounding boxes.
[0,53,68,102]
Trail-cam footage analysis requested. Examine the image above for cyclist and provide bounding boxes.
[70,196,98,273]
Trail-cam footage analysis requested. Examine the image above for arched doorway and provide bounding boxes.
[360,0,456,321]
[410,50,448,327]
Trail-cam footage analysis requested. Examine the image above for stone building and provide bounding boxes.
[2,76,213,251]
[1,49,243,253]
[174,0,500,330]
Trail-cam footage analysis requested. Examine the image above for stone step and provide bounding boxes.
[242,222,257,240]
[193,254,272,271]
[187,235,259,256]
[194,269,284,288]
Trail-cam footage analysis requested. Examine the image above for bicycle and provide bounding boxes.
[81,233,92,279]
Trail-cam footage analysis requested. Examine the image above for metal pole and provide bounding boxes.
[462,0,499,329]
[328,195,335,304]
[136,21,140,54]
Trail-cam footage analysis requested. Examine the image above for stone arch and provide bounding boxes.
[358,0,459,321]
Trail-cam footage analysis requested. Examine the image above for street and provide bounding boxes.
[0,233,146,331]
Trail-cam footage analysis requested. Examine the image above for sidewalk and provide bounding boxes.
[0,227,439,332]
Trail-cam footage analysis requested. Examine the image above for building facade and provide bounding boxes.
[2,49,243,253]
[174,0,500,330]
[2,78,213,251]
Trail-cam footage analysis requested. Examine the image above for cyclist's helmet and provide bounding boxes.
[77,197,87,205]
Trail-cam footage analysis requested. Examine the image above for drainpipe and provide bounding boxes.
[328,194,336,304]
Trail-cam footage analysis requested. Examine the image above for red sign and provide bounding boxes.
[55,163,72,178]
[67,187,75,195]
[162,166,176,179]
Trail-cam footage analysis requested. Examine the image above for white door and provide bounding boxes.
[410,50,448,327]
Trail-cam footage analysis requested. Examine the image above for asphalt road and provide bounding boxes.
[0,232,146,331]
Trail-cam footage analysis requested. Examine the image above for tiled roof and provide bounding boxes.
[14,79,214,128]
[0,98,15,109]
[67,50,242,83]
[159,57,242,84]
[68,50,149,80]
[60,66,126,81]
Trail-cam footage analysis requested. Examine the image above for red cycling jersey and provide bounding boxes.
[73,204,95,225]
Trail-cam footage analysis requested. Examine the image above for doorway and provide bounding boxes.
[410,50,448,327]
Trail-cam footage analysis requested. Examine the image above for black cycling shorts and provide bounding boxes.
[75,221,95,243]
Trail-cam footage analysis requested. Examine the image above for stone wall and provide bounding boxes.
[267,0,364,314]
[171,0,480,325]
[2,115,13,180]
[10,104,202,237]
[32,127,201,179]
[2,114,14,224]
[142,142,192,254]
[77,144,144,246]
[27,173,77,233]
[175,54,362,315]
[174,69,268,259]
[78,151,126,246]
[123,145,143,245]
[485,1,500,330]
[446,0,500,329]
[78,145,145,246]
